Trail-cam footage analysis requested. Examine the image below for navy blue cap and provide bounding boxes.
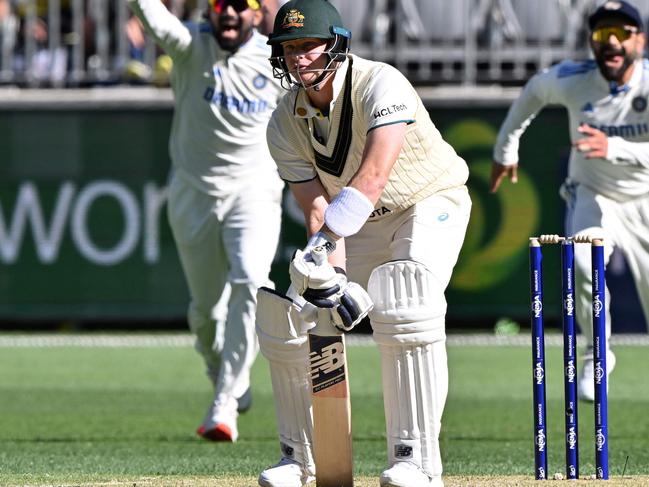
[589,1,644,31]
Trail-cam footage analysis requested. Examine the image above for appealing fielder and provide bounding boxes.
[492,0,649,401]
[255,1,471,486]
[128,0,284,441]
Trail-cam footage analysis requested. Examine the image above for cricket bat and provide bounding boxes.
[308,246,354,487]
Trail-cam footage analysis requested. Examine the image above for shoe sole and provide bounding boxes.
[196,423,235,442]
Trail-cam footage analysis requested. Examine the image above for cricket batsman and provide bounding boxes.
[254,1,472,485]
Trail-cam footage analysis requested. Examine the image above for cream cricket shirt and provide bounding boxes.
[267,54,469,219]
[130,0,283,196]
[494,58,649,202]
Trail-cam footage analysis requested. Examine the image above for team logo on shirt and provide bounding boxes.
[632,96,647,112]
[253,74,267,89]
[282,9,305,29]
[581,102,594,113]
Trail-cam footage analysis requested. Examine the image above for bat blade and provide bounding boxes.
[308,333,354,487]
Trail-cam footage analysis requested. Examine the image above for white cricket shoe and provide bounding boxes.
[258,457,315,487]
[196,394,238,442]
[578,349,616,402]
[380,462,443,487]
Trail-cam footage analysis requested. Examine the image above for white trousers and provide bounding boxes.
[565,183,649,348]
[346,186,472,291]
[167,173,283,399]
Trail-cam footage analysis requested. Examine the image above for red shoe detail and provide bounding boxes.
[196,423,234,442]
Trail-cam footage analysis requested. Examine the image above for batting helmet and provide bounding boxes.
[267,0,351,90]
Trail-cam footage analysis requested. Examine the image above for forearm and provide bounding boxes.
[493,78,548,165]
[290,180,346,268]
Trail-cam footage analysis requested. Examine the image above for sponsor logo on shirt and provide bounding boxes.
[373,104,407,119]
[202,87,269,113]
[586,122,649,137]
[368,206,392,218]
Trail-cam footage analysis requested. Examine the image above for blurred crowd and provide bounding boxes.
[0,0,216,87]
[1,0,647,87]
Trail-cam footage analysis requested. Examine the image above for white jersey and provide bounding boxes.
[494,58,649,201]
[129,0,284,196]
[267,55,468,218]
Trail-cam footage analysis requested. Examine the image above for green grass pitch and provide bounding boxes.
[0,335,648,486]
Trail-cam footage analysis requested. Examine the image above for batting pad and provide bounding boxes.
[255,288,316,475]
[368,261,448,478]
[368,260,446,346]
[380,340,448,479]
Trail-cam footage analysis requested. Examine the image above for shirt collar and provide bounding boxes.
[293,57,350,119]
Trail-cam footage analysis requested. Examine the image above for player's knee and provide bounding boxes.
[367,260,446,346]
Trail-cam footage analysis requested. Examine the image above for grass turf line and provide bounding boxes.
[0,341,647,484]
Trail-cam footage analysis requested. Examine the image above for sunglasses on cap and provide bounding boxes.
[209,0,260,14]
[591,25,638,43]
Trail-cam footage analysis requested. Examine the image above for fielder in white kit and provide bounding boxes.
[491,0,649,401]
[128,0,284,441]
[255,1,471,486]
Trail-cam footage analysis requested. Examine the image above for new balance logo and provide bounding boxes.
[394,444,413,458]
[309,335,346,392]
[281,443,294,458]
[310,342,344,377]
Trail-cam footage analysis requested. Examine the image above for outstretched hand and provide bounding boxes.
[490,161,518,193]
[574,124,608,159]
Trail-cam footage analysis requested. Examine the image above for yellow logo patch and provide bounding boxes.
[282,9,305,29]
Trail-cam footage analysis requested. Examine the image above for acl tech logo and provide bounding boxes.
[309,335,346,393]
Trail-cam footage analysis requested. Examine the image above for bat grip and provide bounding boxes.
[310,245,328,266]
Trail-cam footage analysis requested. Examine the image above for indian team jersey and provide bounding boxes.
[129,0,283,196]
[267,54,468,219]
[494,58,649,201]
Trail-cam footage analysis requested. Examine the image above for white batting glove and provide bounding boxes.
[289,249,345,296]
[330,281,373,332]
[302,276,373,332]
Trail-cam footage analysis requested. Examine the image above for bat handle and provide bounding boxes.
[310,245,328,266]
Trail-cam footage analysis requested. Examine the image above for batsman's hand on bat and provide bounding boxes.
[490,160,518,193]
[289,247,373,332]
[289,248,344,296]
[303,275,373,332]
[574,123,608,159]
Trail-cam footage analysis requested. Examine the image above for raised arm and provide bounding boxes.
[127,0,192,59]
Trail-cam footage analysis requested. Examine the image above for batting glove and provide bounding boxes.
[289,249,345,296]
[302,273,374,332]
